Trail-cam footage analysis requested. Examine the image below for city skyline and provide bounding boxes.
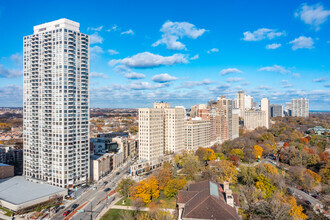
[0,0,330,110]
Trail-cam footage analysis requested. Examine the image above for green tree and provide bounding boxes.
[116,177,136,197]
[230,149,244,159]
[164,178,187,198]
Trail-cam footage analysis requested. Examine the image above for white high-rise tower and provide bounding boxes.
[23,19,89,188]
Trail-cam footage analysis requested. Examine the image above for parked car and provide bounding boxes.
[306,200,312,205]
[116,172,120,175]
[296,186,302,190]
[103,181,108,186]
[312,195,319,199]
[63,210,71,216]
[104,187,111,192]
[71,204,79,210]
[93,186,97,190]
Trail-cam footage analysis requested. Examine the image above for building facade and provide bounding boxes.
[270,104,283,117]
[184,118,211,151]
[138,102,185,162]
[237,91,245,118]
[23,19,89,188]
[260,98,270,129]
[292,98,309,118]
[244,110,267,130]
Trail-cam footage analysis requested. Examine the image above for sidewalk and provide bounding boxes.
[95,195,122,220]
[0,213,11,220]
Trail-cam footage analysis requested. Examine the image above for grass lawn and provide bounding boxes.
[0,206,13,217]
[101,209,145,220]
[115,197,132,206]
[151,191,177,209]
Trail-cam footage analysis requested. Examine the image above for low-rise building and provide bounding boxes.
[0,163,14,179]
[244,110,268,130]
[177,180,239,220]
[90,153,114,182]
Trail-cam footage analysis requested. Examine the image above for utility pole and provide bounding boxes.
[90,201,92,220]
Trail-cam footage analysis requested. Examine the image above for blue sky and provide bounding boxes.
[0,0,329,110]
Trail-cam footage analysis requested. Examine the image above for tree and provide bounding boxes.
[254,194,292,220]
[129,126,138,135]
[253,145,263,159]
[195,147,216,161]
[304,169,321,186]
[255,174,276,198]
[153,167,172,190]
[238,166,257,186]
[263,164,278,175]
[178,153,203,180]
[164,178,187,198]
[130,177,160,204]
[209,160,238,183]
[284,196,307,220]
[116,177,136,197]
[229,149,244,159]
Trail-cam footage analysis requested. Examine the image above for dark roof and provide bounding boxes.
[178,180,239,220]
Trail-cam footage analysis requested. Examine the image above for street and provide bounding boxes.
[51,161,133,220]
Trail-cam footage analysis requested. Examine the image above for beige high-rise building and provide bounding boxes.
[232,112,239,139]
[165,107,185,154]
[184,118,211,151]
[190,105,198,118]
[244,110,267,130]
[261,98,270,129]
[292,98,309,118]
[138,102,185,162]
[237,91,245,118]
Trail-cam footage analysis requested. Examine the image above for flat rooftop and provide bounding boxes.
[0,163,11,167]
[0,176,67,205]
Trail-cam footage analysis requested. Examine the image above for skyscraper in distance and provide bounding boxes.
[260,98,270,129]
[23,19,89,188]
[292,98,309,118]
[237,91,245,119]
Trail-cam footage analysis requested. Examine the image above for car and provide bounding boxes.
[116,172,120,175]
[63,210,71,216]
[104,187,111,192]
[312,195,319,199]
[71,204,79,210]
[306,201,312,205]
[297,186,302,190]
[103,181,108,185]
[93,186,97,190]
[297,195,303,200]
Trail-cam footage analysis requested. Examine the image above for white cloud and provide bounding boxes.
[108,49,119,55]
[107,24,118,32]
[281,80,293,88]
[109,52,189,68]
[0,65,22,78]
[207,48,219,54]
[220,68,242,75]
[289,36,314,50]
[258,65,291,74]
[190,54,199,60]
[90,72,108,79]
[295,3,330,31]
[129,82,168,90]
[88,26,103,31]
[113,65,146,80]
[151,73,178,83]
[89,33,103,44]
[313,77,327,83]
[124,72,146,80]
[243,28,285,41]
[258,85,272,90]
[293,73,301,79]
[90,46,104,54]
[10,53,23,66]
[121,29,134,35]
[226,77,244,82]
[153,21,206,50]
[178,79,214,88]
[266,43,281,49]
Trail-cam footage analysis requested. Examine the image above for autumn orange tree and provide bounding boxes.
[164,178,187,198]
[282,196,307,220]
[210,160,238,183]
[153,166,173,190]
[195,147,216,161]
[130,177,160,204]
[255,174,276,199]
[263,164,278,175]
[304,169,321,186]
[252,145,263,159]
